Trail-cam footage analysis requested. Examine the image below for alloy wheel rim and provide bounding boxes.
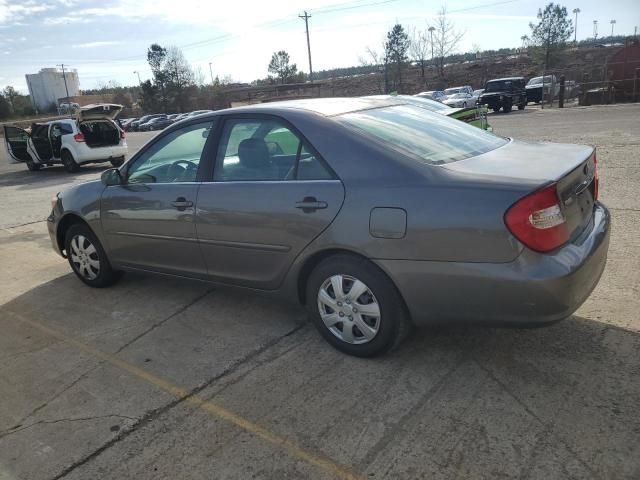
[317,274,381,345]
[70,234,100,280]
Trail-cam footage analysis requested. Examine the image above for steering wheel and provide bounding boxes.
[167,160,197,182]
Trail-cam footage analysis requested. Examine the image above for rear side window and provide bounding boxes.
[213,118,333,181]
[338,105,507,165]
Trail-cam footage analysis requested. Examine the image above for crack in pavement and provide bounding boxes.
[3,364,100,433]
[471,358,603,480]
[48,322,307,480]
[356,353,470,473]
[113,288,215,354]
[0,415,136,439]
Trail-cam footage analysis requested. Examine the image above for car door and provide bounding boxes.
[101,120,215,277]
[195,115,345,290]
[3,126,39,164]
[29,123,53,161]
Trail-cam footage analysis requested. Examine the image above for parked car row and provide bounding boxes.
[416,75,580,114]
[122,110,213,132]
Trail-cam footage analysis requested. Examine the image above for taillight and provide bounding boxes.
[120,128,126,140]
[593,151,599,201]
[504,183,569,253]
[73,132,85,142]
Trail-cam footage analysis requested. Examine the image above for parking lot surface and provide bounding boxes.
[1,105,639,479]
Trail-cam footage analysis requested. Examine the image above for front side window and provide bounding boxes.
[338,105,507,165]
[127,121,213,184]
[214,118,333,181]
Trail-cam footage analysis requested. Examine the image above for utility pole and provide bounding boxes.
[299,11,313,82]
[610,19,616,37]
[56,63,70,100]
[133,70,141,84]
[428,26,435,65]
[209,62,215,85]
[573,8,580,43]
[593,20,598,40]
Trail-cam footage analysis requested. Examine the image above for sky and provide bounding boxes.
[1,0,638,94]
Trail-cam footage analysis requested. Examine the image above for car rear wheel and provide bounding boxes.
[26,161,41,171]
[492,107,500,113]
[518,104,525,110]
[503,101,513,113]
[61,150,80,173]
[306,254,411,357]
[65,224,122,288]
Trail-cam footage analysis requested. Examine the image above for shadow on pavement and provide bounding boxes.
[1,272,638,479]
[0,163,111,190]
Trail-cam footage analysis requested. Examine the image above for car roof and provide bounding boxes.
[487,77,525,82]
[213,97,400,117]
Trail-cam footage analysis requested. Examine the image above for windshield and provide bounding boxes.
[338,105,507,165]
[527,76,552,86]
[485,81,512,92]
[400,96,449,111]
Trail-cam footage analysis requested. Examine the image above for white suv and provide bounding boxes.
[3,103,128,173]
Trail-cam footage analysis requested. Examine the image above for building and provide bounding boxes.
[25,67,80,113]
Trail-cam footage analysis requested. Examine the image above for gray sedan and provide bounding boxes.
[47,98,610,357]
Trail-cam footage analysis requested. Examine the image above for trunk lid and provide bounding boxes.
[77,103,123,122]
[443,139,598,242]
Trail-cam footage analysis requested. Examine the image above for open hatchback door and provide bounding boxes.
[3,126,36,164]
[76,104,123,122]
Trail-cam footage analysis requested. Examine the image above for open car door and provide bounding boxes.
[3,126,36,164]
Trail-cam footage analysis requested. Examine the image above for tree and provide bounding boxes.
[268,51,298,84]
[2,86,18,112]
[147,43,168,110]
[409,28,430,80]
[384,24,409,92]
[430,7,464,78]
[0,94,11,120]
[529,3,573,68]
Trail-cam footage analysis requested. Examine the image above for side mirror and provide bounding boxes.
[101,168,123,186]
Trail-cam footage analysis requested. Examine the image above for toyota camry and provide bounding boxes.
[47,97,610,357]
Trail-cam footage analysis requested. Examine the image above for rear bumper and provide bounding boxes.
[75,144,127,163]
[376,203,610,326]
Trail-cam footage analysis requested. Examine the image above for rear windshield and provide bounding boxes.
[338,105,507,165]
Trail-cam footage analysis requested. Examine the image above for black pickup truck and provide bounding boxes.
[478,77,527,113]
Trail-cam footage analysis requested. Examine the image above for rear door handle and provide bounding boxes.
[171,197,193,211]
[295,196,327,212]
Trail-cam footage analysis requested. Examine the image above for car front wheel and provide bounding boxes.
[26,161,41,171]
[306,254,411,357]
[65,224,122,288]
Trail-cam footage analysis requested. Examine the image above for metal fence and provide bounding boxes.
[537,55,640,108]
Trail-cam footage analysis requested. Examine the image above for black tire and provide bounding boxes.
[64,223,122,288]
[61,150,80,173]
[26,161,41,171]
[492,107,500,113]
[463,102,467,108]
[518,104,525,110]
[503,101,513,113]
[111,157,125,167]
[305,254,412,357]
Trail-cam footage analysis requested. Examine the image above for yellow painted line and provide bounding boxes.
[10,311,364,480]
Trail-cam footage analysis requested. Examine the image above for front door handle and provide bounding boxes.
[295,196,328,212]
[171,197,193,211]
